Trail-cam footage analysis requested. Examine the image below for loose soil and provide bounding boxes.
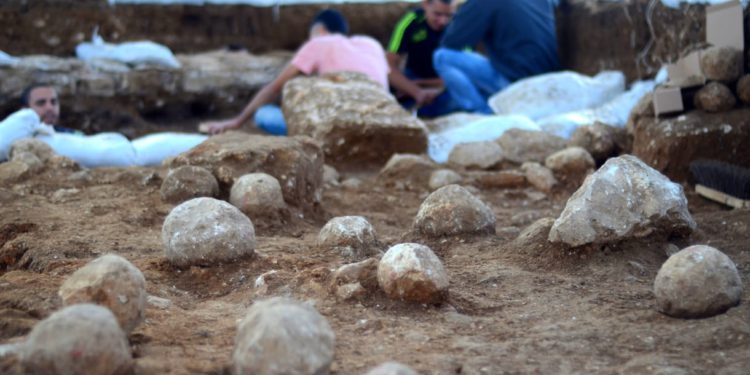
[1,152,748,374]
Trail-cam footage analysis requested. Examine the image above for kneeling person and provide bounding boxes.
[203,9,389,135]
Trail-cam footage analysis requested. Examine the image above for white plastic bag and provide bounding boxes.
[132,132,208,166]
[489,71,626,120]
[428,114,540,163]
[76,31,181,69]
[36,132,137,168]
[0,50,17,66]
[0,109,54,161]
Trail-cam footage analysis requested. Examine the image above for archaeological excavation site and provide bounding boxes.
[0,0,749,374]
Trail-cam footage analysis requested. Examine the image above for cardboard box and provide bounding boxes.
[666,50,705,88]
[653,86,684,117]
[706,1,744,50]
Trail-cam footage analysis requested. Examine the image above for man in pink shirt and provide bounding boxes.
[203,9,389,135]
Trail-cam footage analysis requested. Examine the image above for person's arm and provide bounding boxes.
[441,0,492,50]
[203,62,301,135]
[387,52,421,98]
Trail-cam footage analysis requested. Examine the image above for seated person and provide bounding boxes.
[434,0,560,113]
[387,0,460,117]
[202,9,389,135]
[21,83,79,134]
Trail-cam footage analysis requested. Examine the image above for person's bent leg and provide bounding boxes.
[253,104,287,136]
[433,48,507,113]
[417,90,462,118]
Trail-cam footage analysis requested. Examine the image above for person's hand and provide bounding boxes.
[414,87,443,107]
[199,119,240,135]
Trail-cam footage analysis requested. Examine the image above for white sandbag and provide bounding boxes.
[0,50,18,66]
[428,114,540,163]
[488,71,626,120]
[76,32,180,69]
[536,79,656,139]
[537,110,597,139]
[36,132,137,168]
[132,132,208,166]
[661,0,748,8]
[593,80,656,127]
[0,109,54,161]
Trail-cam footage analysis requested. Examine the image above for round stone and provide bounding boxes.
[19,304,133,375]
[160,166,219,204]
[694,82,737,113]
[365,362,419,375]
[521,162,558,193]
[428,169,462,191]
[654,245,743,319]
[233,297,335,375]
[700,46,743,82]
[317,216,379,260]
[737,74,750,105]
[544,146,595,179]
[162,197,256,267]
[11,151,44,172]
[377,243,449,304]
[448,141,504,169]
[414,184,495,236]
[58,254,146,332]
[323,164,340,186]
[229,173,286,218]
[9,138,55,162]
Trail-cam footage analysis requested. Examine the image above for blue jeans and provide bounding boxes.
[254,104,287,136]
[433,48,510,114]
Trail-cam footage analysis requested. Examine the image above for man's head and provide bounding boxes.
[422,0,456,31]
[22,84,59,125]
[309,9,349,38]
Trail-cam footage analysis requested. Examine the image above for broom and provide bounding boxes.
[689,160,750,209]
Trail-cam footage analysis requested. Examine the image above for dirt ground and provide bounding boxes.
[0,152,749,374]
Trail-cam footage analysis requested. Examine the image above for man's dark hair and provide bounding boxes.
[21,83,54,107]
[429,0,453,4]
[311,9,349,35]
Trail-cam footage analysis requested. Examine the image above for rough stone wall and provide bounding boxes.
[3,0,747,82]
[558,0,749,81]
[0,0,412,56]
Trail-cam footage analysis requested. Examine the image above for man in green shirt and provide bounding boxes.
[387,0,460,117]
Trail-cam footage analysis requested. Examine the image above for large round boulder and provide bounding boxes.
[162,197,256,267]
[19,304,133,375]
[229,173,286,219]
[700,46,743,82]
[160,165,219,204]
[58,254,146,333]
[693,82,737,113]
[377,243,449,304]
[233,297,335,375]
[317,216,380,260]
[654,245,742,319]
[414,185,495,236]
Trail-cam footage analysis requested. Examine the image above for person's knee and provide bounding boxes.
[432,48,451,71]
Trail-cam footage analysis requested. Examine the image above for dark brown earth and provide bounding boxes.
[1,143,748,374]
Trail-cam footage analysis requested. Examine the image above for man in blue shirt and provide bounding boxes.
[434,0,560,113]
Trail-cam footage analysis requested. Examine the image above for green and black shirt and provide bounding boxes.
[387,8,443,79]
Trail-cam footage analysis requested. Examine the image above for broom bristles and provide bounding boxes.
[690,160,750,200]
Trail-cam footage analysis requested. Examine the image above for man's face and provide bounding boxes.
[423,0,455,32]
[27,87,60,125]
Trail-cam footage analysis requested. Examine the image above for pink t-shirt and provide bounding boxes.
[291,34,389,89]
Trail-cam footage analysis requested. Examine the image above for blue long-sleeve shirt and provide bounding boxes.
[441,0,560,82]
